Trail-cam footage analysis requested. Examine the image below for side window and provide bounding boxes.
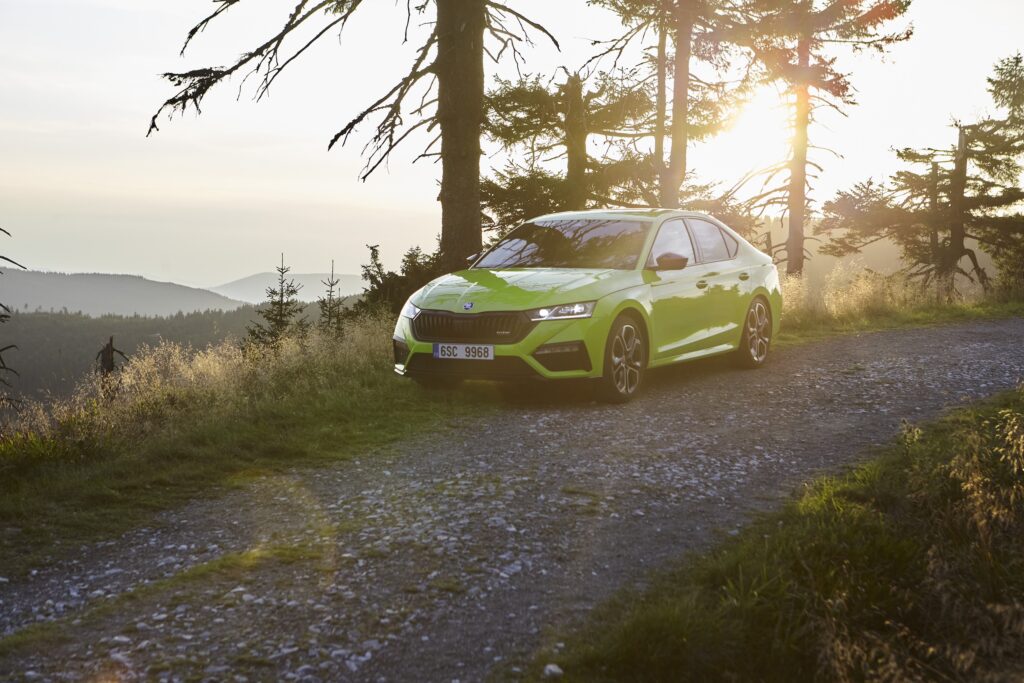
[722,229,740,258]
[646,219,695,268]
[688,218,730,262]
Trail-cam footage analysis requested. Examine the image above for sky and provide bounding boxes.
[0,0,1022,287]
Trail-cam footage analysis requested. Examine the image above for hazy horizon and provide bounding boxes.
[2,0,1022,287]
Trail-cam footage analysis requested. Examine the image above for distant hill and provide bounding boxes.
[211,272,365,304]
[4,308,256,400]
[2,271,245,317]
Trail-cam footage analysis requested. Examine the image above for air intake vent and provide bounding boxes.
[412,310,535,344]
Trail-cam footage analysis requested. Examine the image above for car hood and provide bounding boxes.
[411,268,641,313]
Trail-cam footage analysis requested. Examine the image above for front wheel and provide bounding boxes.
[736,297,772,369]
[599,315,647,403]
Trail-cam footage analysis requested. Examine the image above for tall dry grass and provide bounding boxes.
[2,313,396,461]
[779,262,991,333]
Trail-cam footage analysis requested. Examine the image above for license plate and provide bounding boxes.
[432,343,494,361]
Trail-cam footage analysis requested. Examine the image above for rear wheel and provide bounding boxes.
[736,297,772,369]
[599,315,647,403]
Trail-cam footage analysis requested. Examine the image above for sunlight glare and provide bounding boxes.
[696,88,792,189]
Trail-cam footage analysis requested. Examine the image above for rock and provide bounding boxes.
[543,663,564,678]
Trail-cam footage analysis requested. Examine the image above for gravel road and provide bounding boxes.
[2,319,1023,682]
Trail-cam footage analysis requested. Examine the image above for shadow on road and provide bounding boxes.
[439,352,750,408]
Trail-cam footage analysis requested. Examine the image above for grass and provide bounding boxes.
[0,314,487,576]
[538,387,1024,681]
[776,267,1024,346]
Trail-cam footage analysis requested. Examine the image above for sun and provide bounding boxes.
[695,87,793,186]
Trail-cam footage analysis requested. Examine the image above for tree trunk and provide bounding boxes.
[786,37,811,276]
[654,14,668,190]
[563,74,589,210]
[948,126,968,254]
[436,0,485,271]
[659,1,693,209]
[928,161,941,302]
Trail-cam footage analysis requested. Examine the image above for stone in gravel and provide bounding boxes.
[543,663,564,678]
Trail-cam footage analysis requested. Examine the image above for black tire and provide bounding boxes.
[599,314,648,403]
[735,297,772,369]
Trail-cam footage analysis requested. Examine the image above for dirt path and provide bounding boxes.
[3,319,1024,682]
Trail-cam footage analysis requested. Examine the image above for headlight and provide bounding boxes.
[528,301,596,322]
[400,301,421,319]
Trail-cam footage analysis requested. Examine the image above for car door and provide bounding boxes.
[685,217,747,349]
[644,218,716,360]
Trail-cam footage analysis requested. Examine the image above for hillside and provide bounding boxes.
[210,272,365,304]
[1,271,245,317]
[2,308,256,400]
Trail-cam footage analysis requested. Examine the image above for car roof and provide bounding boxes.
[530,208,715,222]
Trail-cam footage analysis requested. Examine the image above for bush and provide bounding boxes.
[548,388,1024,681]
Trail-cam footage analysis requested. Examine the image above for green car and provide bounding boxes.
[393,209,782,402]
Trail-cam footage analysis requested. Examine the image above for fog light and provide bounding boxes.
[533,341,591,372]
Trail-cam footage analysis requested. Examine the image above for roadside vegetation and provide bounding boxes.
[777,267,1024,345]
[539,386,1024,681]
[0,314,482,576]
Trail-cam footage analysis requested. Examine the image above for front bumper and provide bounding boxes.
[393,312,603,381]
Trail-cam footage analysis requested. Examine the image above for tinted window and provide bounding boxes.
[723,230,740,258]
[688,218,730,262]
[475,219,649,270]
[646,219,695,268]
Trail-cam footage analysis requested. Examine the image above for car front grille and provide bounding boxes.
[412,310,535,344]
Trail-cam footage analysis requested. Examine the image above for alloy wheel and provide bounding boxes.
[747,300,771,363]
[610,323,644,396]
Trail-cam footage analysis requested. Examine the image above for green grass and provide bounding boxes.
[538,388,1024,681]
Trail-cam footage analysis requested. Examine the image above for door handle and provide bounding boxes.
[696,280,708,289]
[738,272,750,281]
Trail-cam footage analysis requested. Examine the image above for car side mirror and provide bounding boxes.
[466,252,479,265]
[655,252,688,270]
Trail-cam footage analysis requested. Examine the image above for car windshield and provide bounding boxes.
[475,219,649,270]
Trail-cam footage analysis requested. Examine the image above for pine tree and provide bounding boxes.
[247,255,309,347]
[0,228,24,396]
[317,260,345,338]
[819,54,1024,299]
[591,0,752,208]
[149,1,556,273]
[481,69,656,234]
[738,0,913,275]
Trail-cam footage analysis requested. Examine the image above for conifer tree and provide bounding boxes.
[247,254,309,347]
[149,0,556,273]
[819,54,1024,299]
[481,69,656,234]
[317,260,345,338]
[737,0,913,275]
[0,228,24,395]
[591,0,751,208]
